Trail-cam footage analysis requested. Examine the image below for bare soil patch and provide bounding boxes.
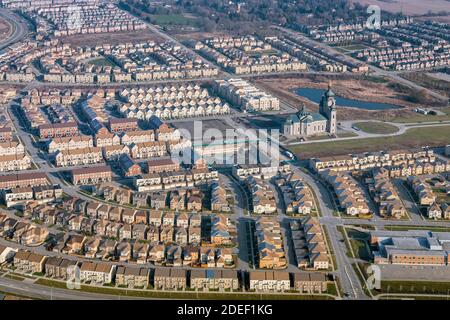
[350,0,450,15]
[0,19,11,41]
[253,75,425,121]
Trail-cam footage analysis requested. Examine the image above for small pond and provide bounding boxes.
[294,88,402,110]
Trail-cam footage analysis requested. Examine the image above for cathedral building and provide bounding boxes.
[282,85,337,137]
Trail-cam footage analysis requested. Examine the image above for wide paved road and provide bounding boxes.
[0,8,28,51]
[0,277,149,300]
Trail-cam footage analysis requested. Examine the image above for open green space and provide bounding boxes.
[150,14,197,26]
[4,274,25,281]
[387,108,450,123]
[348,237,371,261]
[87,57,116,67]
[384,225,450,232]
[353,122,399,134]
[288,126,450,158]
[337,131,359,138]
[379,281,450,295]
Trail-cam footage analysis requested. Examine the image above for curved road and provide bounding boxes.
[287,120,450,146]
[0,8,28,51]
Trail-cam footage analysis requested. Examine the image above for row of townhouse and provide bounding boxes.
[0,172,49,190]
[121,100,231,121]
[408,176,436,206]
[274,172,314,215]
[408,176,450,219]
[214,78,280,112]
[310,148,436,172]
[0,127,13,142]
[38,122,79,139]
[0,153,32,172]
[118,85,231,121]
[71,165,113,185]
[90,41,218,82]
[0,139,25,155]
[1,0,99,9]
[55,147,104,167]
[232,163,291,180]
[244,176,277,215]
[47,135,94,153]
[210,181,232,212]
[249,270,328,293]
[7,248,328,292]
[148,245,233,268]
[92,222,223,261]
[196,36,305,75]
[320,170,370,216]
[53,141,171,167]
[265,36,350,73]
[33,3,146,36]
[366,168,407,219]
[0,215,49,246]
[134,168,219,192]
[23,88,83,106]
[54,229,232,268]
[290,218,330,270]
[355,41,449,71]
[2,184,62,208]
[256,217,287,269]
[100,139,185,162]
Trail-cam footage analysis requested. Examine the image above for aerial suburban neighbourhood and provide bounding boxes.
[0,0,448,304]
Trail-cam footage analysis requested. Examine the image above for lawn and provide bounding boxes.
[380,281,450,295]
[348,238,371,261]
[87,57,116,67]
[384,225,450,232]
[337,131,359,138]
[288,126,450,158]
[387,107,450,123]
[150,14,197,26]
[353,122,399,134]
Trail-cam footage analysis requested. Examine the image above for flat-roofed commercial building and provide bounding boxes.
[371,230,450,266]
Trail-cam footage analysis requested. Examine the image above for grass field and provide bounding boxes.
[150,14,197,26]
[337,131,359,138]
[380,280,450,295]
[288,125,450,158]
[387,108,450,123]
[347,234,371,261]
[384,225,450,232]
[353,122,399,134]
[87,57,116,67]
